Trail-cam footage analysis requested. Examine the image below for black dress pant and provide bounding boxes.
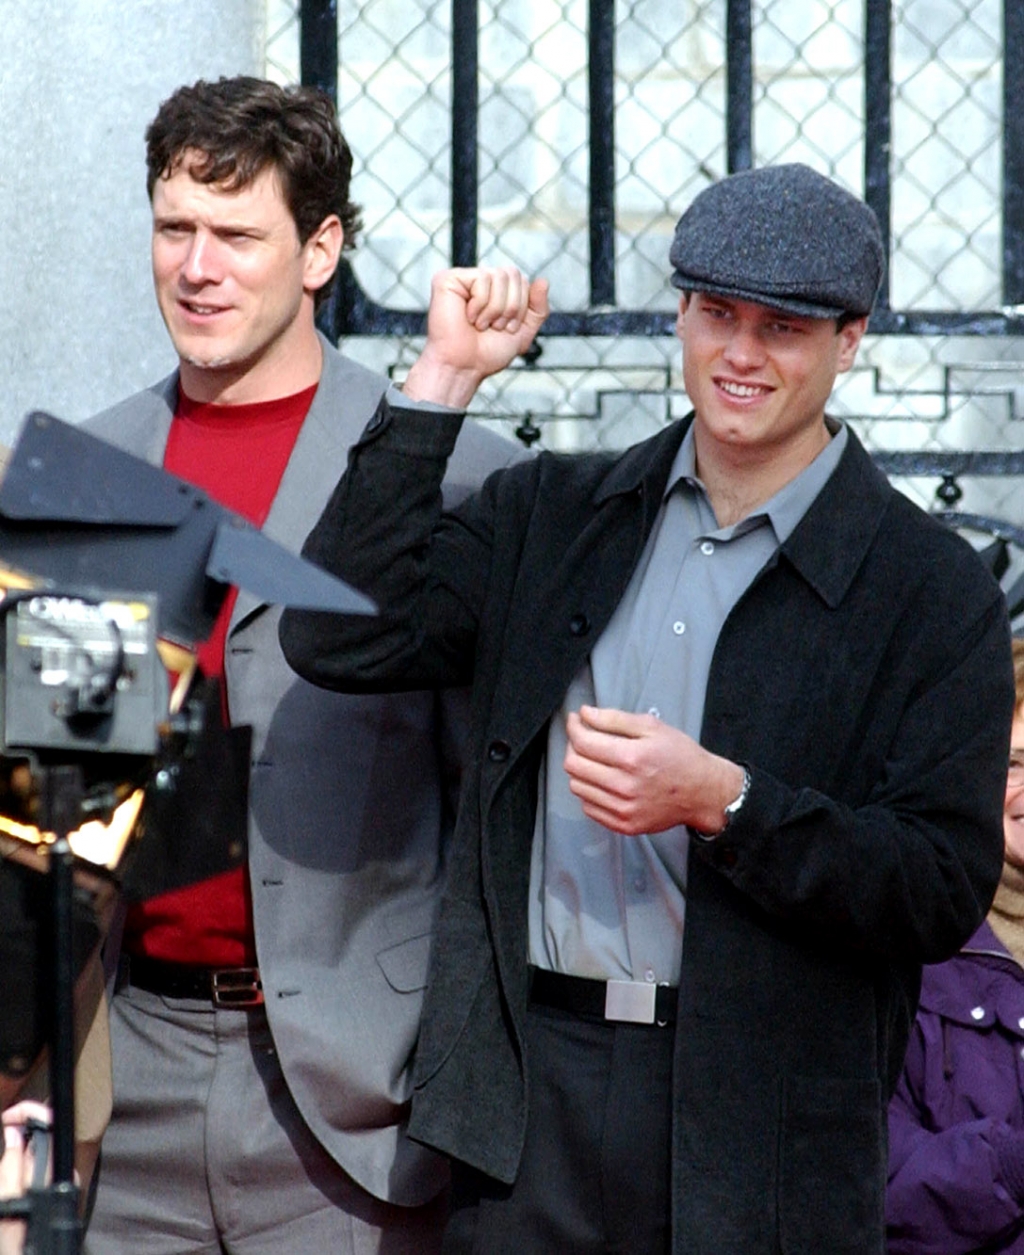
[443,1001,673,1254]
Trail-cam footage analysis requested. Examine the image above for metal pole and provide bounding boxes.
[588,0,616,306]
[864,0,893,315]
[45,765,85,1253]
[300,0,339,100]
[1003,0,1024,304]
[451,0,480,266]
[725,0,753,172]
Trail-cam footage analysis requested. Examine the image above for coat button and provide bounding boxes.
[569,613,590,637]
[487,740,511,762]
[714,845,739,870]
[365,409,385,432]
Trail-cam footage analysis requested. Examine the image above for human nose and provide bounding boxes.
[721,321,765,370]
[180,230,220,286]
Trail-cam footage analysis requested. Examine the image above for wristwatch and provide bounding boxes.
[694,767,751,842]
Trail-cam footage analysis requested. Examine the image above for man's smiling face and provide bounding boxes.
[677,291,865,468]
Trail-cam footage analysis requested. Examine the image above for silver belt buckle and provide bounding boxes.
[212,967,264,1007]
[604,979,656,1024]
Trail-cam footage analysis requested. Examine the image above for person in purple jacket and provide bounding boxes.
[888,635,1024,1253]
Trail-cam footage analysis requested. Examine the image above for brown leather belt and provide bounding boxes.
[528,966,676,1026]
[124,954,264,1008]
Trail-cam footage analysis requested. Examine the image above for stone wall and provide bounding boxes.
[0,0,264,443]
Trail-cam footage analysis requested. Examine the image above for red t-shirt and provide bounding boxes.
[123,383,316,966]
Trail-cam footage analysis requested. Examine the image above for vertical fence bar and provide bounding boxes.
[451,0,479,266]
[301,0,345,337]
[300,0,338,101]
[318,0,1019,339]
[589,0,616,306]
[864,0,893,313]
[1004,0,1024,306]
[725,0,753,172]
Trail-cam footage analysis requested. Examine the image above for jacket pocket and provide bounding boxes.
[375,931,432,993]
[778,1075,885,1254]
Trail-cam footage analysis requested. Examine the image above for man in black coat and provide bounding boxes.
[280,164,1014,1254]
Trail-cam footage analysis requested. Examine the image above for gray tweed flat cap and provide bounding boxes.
[669,163,885,318]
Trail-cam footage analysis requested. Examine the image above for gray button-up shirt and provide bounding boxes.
[527,420,848,984]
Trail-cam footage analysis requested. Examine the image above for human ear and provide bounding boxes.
[835,315,868,373]
[303,215,344,294]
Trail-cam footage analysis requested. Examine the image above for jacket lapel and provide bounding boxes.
[90,374,177,465]
[779,427,891,607]
[229,336,387,633]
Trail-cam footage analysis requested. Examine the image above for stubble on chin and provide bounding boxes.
[179,351,235,370]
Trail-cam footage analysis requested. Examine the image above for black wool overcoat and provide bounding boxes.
[281,404,1013,1254]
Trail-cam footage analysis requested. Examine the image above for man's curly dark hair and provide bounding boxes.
[146,76,363,308]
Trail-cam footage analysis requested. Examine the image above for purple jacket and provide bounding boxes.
[888,920,1024,1252]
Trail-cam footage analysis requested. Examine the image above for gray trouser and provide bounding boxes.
[85,983,446,1255]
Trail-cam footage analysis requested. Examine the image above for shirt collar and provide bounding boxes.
[667,417,848,543]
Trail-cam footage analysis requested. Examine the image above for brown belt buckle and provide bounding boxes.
[212,967,264,1007]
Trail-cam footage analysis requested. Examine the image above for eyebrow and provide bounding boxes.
[153,215,266,237]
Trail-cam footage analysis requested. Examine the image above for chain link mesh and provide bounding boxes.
[266,0,1024,561]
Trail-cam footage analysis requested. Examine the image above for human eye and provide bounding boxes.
[704,302,732,322]
[218,226,260,245]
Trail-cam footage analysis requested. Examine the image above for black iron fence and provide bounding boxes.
[292,0,1024,337]
[274,0,1024,614]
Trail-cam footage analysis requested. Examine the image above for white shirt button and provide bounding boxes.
[647,706,661,718]
[700,541,715,556]
[971,1006,985,1021]
[672,621,686,635]
[644,969,656,983]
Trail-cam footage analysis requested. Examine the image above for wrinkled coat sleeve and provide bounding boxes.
[887,1022,1024,1253]
[687,470,1014,968]
[280,401,506,693]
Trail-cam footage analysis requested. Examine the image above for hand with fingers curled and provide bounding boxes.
[0,1100,52,1255]
[403,265,550,409]
[563,705,746,838]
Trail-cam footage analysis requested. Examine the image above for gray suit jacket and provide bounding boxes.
[86,336,525,1206]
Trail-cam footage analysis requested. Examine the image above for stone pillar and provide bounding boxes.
[0,0,264,442]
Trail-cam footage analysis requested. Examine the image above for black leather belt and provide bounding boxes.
[529,966,676,1026]
[124,954,264,1008]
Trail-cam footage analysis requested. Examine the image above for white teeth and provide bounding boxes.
[719,380,766,398]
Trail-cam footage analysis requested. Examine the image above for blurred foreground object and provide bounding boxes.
[0,409,373,887]
[0,412,374,1252]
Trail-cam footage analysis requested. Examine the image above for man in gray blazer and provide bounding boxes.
[83,76,524,1255]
